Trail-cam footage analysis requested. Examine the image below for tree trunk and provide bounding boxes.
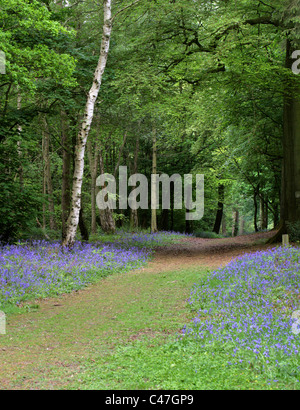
[42,143,47,230]
[268,38,300,244]
[282,38,300,228]
[61,110,71,240]
[260,196,265,230]
[79,207,89,241]
[264,199,268,229]
[42,115,56,231]
[98,147,116,234]
[185,218,192,234]
[17,90,23,187]
[254,191,259,232]
[170,181,174,231]
[160,209,169,231]
[113,131,127,177]
[259,196,269,230]
[130,133,140,230]
[240,216,245,235]
[213,183,225,234]
[222,213,227,236]
[87,139,100,235]
[273,201,279,229]
[62,0,112,248]
[232,209,239,237]
[151,122,158,233]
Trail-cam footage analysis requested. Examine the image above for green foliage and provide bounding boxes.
[0,0,76,89]
[193,230,224,239]
[0,140,43,242]
[76,337,277,390]
[287,221,300,242]
[72,253,300,390]
[0,0,297,240]
[0,178,41,243]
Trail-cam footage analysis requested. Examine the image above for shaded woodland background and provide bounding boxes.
[0,0,299,243]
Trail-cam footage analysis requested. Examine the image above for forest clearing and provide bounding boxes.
[1,0,300,392]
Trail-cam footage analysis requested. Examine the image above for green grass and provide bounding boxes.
[89,230,188,249]
[66,253,300,391]
[2,239,300,390]
[0,263,205,389]
[73,337,287,390]
[193,230,224,239]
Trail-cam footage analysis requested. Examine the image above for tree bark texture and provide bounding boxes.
[98,147,116,234]
[61,110,71,240]
[62,0,112,248]
[130,132,140,230]
[213,184,225,234]
[282,39,300,227]
[42,115,57,231]
[151,122,158,233]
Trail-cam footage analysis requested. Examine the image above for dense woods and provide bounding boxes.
[1,0,300,245]
[3,0,300,391]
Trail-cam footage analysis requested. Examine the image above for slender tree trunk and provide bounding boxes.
[62,0,112,248]
[151,122,158,233]
[254,190,259,232]
[260,197,268,229]
[213,183,225,234]
[113,131,127,177]
[42,116,57,231]
[185,219,192,234]
[130,133,140,230]
[161,209,169,231]
[240,216,245,235]
[232,209,239,237]
[221,213,227,236]
[17,90,23,187]
[264,199,268,229]
[42,136,47,230]
[273,201,279,229]
[61,110,71,240]
[170,182,174,231]
[79,207,89,241]
[260,196,265,230]
[87,139,100,235]
[99,147,116,234]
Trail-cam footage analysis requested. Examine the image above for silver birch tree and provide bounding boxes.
[62,0,112,248]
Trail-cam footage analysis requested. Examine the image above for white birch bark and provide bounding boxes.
[62,0,112,248]
[17,90,23,186]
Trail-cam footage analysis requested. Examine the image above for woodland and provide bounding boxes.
[2,0,300,391]
[1,0,299,246]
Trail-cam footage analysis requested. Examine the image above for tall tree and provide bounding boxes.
[62,0,112,248]
[151,122,158,233]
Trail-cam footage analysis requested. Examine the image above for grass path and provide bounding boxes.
[0,232,274,390]
[0,258,206,389]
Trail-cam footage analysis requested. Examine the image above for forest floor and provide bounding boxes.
[152,230,275,269]
[0,230,276,390]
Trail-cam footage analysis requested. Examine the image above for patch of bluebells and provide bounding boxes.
[98,230,192,249]
[183,246,300,376]
[0,240,151,307]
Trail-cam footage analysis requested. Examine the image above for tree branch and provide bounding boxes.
[112,0,141,23]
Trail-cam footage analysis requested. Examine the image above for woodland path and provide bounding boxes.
[0,231,275,389]
[153,230,276,269]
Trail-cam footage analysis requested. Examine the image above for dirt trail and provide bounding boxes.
[0,231,276,389]
[151,230,275,270]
